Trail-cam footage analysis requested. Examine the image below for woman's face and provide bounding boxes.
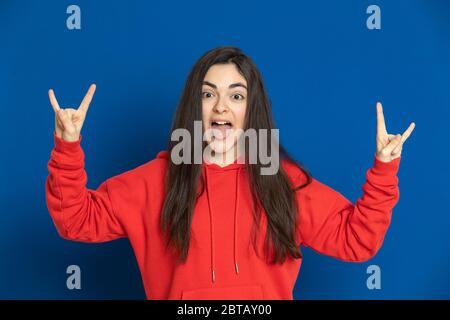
[202,63,248,156]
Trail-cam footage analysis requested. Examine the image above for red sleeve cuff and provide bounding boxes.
[372,154,401,176]
[53,131,83,154]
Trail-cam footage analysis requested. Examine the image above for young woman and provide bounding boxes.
[46,46,415,300]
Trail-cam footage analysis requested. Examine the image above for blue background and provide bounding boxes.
[0,0,449,299]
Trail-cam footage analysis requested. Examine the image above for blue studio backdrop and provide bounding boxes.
[0,0,449,299]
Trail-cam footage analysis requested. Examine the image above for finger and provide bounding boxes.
[400,122,416,143]
[391,123,415,154]
[48,89,61,113]
[57,109,74,131]
[386,134,397,142]
[55,113,63,128]
[392,143,403,154]
[377,133,397,152]
[382,134,402,155]
[376,102,388,136]
[78,84,97,114]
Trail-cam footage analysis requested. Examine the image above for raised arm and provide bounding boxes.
[296,102,415,262]
[45,85,126,242]
[297,157,400,262]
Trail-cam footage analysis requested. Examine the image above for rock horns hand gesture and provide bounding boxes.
[375,102,415,163]
[49,84,96,142]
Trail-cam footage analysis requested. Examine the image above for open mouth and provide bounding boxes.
[211,120,233,128]
[209,120,234,140]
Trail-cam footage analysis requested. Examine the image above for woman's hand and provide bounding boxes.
[48,84,96,142]
[375,102,415,163]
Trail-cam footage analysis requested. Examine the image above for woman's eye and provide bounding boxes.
[202,92,214,98]
[232,93,245,100]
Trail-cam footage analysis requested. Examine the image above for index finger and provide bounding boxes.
[78,84,97,114]
[48,89,61,113]
[376,102,387,135]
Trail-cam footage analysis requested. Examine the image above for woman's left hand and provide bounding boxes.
[375,102,415,163]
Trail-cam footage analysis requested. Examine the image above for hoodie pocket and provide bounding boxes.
[181,284,264,300]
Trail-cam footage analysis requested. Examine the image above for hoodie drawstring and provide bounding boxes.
[204,166,242,284]
[204,168,216,283]
[234,168,241,275]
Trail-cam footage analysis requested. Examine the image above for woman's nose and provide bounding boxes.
[213,98,228,113]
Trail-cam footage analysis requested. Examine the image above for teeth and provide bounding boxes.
[213,121,230,125]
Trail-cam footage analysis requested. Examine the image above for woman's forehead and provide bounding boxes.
[203,64,247,87]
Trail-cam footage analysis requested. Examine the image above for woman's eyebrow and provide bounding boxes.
[202,81,247,90]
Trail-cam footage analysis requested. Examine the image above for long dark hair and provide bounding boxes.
[161,46,312,264]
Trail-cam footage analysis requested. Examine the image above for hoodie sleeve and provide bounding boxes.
[45,132,126,243]
[295,155,400,262]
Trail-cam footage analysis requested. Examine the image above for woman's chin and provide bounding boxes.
[206,141,235,157]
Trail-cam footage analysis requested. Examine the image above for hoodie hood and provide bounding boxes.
[157,150,244,283]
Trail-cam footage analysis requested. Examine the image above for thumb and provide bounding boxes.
[382,134,402,155]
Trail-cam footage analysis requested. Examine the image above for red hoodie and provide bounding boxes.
[45,132,400,300]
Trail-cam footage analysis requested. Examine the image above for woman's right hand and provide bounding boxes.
[48,84,96,142]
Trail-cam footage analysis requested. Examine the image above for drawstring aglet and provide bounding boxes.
[212,270,216,283]
[235,262,239,274]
